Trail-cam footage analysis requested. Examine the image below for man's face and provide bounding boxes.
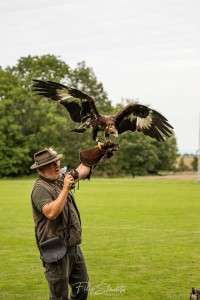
[39,160,61,181]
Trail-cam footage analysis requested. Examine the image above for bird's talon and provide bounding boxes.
[96,142,104,149]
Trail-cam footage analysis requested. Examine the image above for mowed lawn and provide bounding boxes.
[0,177,200,299]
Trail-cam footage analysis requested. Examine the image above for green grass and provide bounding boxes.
[0,177,200,299]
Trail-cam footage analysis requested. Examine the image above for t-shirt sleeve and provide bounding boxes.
[32,185,53,212]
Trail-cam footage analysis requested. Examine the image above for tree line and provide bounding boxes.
[0,54,177,177]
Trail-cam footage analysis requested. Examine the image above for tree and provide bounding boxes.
[116,132,160,176]
[0,67,31,176]
[0,55,178,177]
[177,157,188,171]
[0,55,112,176]
[191,156,198,171]
[150,135,178,173]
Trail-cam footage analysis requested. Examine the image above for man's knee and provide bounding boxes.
[48,277,69,300]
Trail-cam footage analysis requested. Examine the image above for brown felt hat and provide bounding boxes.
[30,148,63,169]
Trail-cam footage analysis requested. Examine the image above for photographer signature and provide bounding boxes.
[73,281,126,295]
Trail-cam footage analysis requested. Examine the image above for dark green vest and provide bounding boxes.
[31,175,82,249]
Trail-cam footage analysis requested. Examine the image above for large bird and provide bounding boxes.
[33,79,173,143]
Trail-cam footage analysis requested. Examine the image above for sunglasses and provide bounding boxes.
[49,160,61,168]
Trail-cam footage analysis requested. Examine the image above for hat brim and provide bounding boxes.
[30,154,63,169]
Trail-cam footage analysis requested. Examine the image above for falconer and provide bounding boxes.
[30,143,118,300]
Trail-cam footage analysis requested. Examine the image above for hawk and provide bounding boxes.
[33,79,173,143]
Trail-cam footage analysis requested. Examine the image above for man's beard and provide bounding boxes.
[42,170,60,181]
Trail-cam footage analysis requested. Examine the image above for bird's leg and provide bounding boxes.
[92,128,103,149]
[95,137,104,149]
[92,128,98,142]
[104,132,111,144]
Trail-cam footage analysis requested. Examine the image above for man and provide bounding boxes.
[30,143,118,300]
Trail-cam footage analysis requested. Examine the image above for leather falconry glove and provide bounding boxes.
[79,142,119,167]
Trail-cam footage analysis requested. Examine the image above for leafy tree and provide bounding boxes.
[0,54,178,177]
[0,67,31,176]
[0,55,112,176]
[177,157,188,171]
[150,135,178,173]
[191,156,198,171]
[116,132,160,176]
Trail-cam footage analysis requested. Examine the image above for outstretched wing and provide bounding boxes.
[113,103,173,142]
[32,79,100,123]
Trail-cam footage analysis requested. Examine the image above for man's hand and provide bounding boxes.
[63,173,75,192]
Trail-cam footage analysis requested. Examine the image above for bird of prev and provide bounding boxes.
[33,79,174,145]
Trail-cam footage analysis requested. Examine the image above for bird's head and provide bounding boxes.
[105,124,118,137]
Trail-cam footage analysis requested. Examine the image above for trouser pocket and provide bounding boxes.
[49,278,68,300]
[44,257,69,300]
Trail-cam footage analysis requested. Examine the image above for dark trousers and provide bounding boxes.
[43,245,89,300]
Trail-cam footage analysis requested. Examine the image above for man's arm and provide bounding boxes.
[42,165,90,220]
[42,143,119,219]
[42,174,75,220]
[75,164,91,180]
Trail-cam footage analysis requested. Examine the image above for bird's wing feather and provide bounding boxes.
[32,79,100,123]
[114,103,173,141]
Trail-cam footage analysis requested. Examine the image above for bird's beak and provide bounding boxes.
[112,129,118,137]
[106,125,119,137]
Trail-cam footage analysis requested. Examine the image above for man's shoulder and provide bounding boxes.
[31,179,53,212]
[31,179,45,194]
[31,178,51,197]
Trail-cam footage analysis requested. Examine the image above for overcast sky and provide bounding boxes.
[0,0,199,154]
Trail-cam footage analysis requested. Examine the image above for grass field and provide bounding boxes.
[1,177,200,299]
